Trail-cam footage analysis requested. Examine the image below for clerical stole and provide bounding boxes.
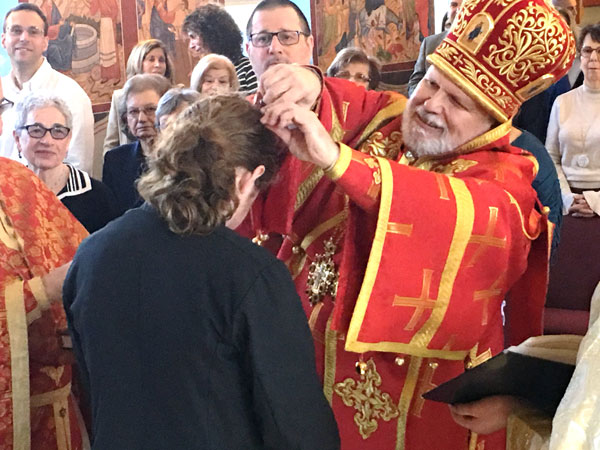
[0,158,88,450]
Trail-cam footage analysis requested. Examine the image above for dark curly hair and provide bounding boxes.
[137,95,286,236]
[182,5,244,63]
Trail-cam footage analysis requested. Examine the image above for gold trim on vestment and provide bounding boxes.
[299,209,348,252]
[26,277,49,324]
[0,200,25,251]
[308,302,323,333]
[53,398,71,450]
[395,356,423,450]
[294,167,324,212]
[409,177,475,347]
[345,156,392,354]
[325,144,352,181]
[323,313,338,406]
[294,101,347,211]
[453,120,513,155]
[356,94,407,148]
[503,190,540,240]
[345,160,475,358]
[6,279,31,450]
[30,383,71,408]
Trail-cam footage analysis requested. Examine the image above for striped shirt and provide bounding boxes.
[234,56,258,94]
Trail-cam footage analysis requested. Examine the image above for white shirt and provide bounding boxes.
[0,58,95,174]
[545,85,600,213]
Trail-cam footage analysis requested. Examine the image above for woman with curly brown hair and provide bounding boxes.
[183,4,257,93]
[63,95,340,450]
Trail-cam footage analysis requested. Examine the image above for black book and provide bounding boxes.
[422,350,575,416]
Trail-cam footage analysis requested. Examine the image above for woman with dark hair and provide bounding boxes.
[183,4,258,93]
[327,47,381,90]
[63,95,340,449]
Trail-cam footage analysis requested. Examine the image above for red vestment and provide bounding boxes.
[0,158,88,449]
[246,78,550,450]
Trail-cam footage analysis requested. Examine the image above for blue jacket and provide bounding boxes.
[102,141,146,215]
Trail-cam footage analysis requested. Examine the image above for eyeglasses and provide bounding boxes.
[6,25,45,38]
[18,123,70,140]
[249,30,309,47]
[335,71,371,84]
[581,46,600,58]
[126,106,157,119]
[0,97,14,114]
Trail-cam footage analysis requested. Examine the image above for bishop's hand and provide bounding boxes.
[261,102,339,170]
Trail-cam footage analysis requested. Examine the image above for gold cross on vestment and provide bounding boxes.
[466,206,506,267]
[333,359,399,439]
[473,273,505,326]
[393,269,436,331]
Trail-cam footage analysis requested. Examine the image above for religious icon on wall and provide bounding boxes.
[31,0,126,105]
[312,0,434,88]
[136,0,219,86]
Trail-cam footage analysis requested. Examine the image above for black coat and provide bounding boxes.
[64,204,340,450]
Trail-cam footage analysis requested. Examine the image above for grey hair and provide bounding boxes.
[156,88,201,127]
[119,73,172,134]
[14,91,73,132]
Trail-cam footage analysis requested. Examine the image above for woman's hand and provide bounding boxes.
[449,395,520,435]
[569,194,595,218]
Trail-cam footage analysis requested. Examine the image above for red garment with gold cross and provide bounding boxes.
[245,78,549,450]
[0,158,88,450]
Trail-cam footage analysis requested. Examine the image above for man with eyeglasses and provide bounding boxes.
[0,3,94,174]
[245,0,314,80]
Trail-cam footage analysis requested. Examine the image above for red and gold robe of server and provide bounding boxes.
[0,158,88,450]
[246,78,550,450]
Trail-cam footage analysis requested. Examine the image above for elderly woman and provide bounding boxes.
[190,54,240,96]
[63,95,339,449]
[546,24,600,217]
[155,87,201,131]
[103,39,174,153]
[0,81,89,449]
[14,92,119,233]
[103,74,171,214]
[183,4,257,92]
[327,47,381,90]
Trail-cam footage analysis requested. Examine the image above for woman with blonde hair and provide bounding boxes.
[190,54,239,96]
[103,39,174,153]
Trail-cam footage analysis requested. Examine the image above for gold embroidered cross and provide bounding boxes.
[466,343,492,369]
[466,207,506,267]
[473,273,505,325]
[393,269,436,331]
[334,359,399,439]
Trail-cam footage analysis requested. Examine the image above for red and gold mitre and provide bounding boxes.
[428,0,576,122]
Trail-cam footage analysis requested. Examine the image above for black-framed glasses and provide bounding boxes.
[18,123,70,140]
[0,97,14,114]
[249,30,309,47]
[581,46,600,58]
[6,25,44,38]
